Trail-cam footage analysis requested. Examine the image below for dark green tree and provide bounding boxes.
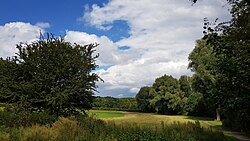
[188,39,221,119]
[0,37,101,116]
[191,0,250,131]
[135,86,155,112]
[150,75,187,115]
[179,75,192,97]
[206,0,250,130]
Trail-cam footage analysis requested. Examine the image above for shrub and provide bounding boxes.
[0,131,9,141]
[0,111,57,127]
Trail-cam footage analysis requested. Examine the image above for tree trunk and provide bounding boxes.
[216,108,221,121]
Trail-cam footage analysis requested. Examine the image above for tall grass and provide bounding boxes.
[0,116,233,141]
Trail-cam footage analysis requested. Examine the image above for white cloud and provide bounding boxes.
[64,30,120,65]
[82,0,232,97]
[35,22,50,29]
[0,22,46,58]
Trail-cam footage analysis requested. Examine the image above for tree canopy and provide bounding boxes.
[189,0,250,131]
[0,37,101,116]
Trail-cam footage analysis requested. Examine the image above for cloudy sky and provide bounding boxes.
[0,0,231,97]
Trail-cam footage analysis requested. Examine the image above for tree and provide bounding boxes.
[191,0,250,131]
[0,37,101,116]
[179,75,192,97]
[0,58,24,104]
[188,39,221,119]
[207,0,250,130]
[135,86,155,112]
[150,75,187,115]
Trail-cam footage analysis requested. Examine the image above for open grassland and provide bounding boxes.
[89,110,222,128]
[88,110,238,141]
[0,109,237,141]
[88,110,125,118]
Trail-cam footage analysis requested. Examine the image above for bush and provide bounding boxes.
[0,111,57,127]
[0,131,9,141]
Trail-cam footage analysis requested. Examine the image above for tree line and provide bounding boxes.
[92,96,138,111]
[136,75,210,116]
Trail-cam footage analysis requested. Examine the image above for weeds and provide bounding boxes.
[0,112,231,141]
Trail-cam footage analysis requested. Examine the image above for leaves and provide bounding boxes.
[0,36,101,116]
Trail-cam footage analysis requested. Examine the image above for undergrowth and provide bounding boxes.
[0,114,232,141]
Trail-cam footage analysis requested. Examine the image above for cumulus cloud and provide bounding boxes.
[35,22,50,29]
[81,0,232,97]
[0,22,47,58]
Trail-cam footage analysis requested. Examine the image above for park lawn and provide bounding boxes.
[89,110,221,128]
[88,110,125,118]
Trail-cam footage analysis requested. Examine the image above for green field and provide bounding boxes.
[88,110,238,141]
[89,110,221,128]
[88,110,125,118]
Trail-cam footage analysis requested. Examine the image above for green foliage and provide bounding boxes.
[0,110,57,127]
[136,75,190,115]
[135,86,155,112]
[149,75,186,114]
[179,75,192,97]
[190,0,250,131]
[0,36,101,116]
[92,96,139,112]
[188,39,220,117]
[193,0,250,131]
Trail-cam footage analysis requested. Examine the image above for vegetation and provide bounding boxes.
[135,0,250,132]
[0,112,234,141]
[0,36,101,116]
[92,96,138,111]
[88,110,125,118]
[190,0,250,131]
[136,75,208,117]
[0,0,249,140]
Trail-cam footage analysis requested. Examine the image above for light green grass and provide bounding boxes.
[89,110,223,129]
[88,110,125,118]
[0,107,4,111]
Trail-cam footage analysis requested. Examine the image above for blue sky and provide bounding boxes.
[0,0,129,41]
[0,0,231,97]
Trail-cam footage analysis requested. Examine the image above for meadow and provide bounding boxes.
[0,109,238,141]
[88,110,222,127]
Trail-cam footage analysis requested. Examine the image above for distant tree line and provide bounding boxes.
[92,96,138,111]
[136,75,210,117]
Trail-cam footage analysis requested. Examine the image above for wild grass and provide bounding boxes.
[0,116,232,141]
[0,110,236,141]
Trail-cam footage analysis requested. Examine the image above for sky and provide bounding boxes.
[0,0,232,97]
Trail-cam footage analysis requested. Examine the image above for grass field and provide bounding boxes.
[89,110,221,128]
[88,110,238,141]
[88,110,125,118]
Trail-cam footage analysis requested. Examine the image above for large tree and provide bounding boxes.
[0,37,101,116]
[136,86,155,113]
[191,0,250,131]
[150,75,187,115]
[188,39,221,119]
